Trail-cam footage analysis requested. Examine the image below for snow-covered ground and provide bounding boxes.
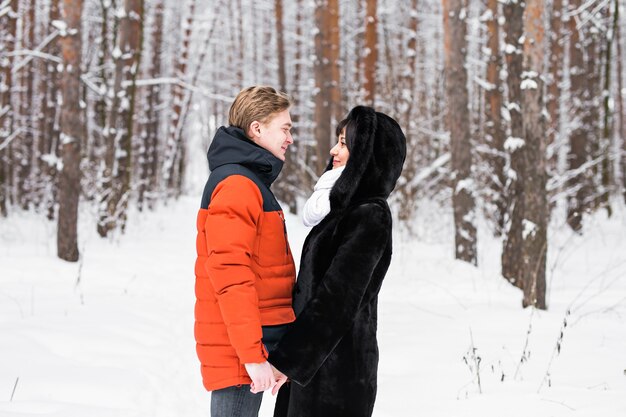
[1,197,625,417]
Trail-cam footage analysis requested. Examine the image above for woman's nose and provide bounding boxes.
[330,144,338,156]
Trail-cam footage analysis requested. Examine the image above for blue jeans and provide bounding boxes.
[210,385,263,417]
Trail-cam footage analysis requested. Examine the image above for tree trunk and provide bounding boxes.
[547,0,564,177]
[599,2,616,216]
[442,0,477,265]
[99,0,144,236]
[164,0,194,196]
[313,0,340,174]
[617,0,625,203]
[363,0,377,105]
[484,0,506,233]
[275,0,286,92]
[42,0,61,219]
[95,0,113,234]
[57,0,85,262]
[502,0,526,288]
[566,0,588,232]
[0,0,18,217]
[16,0,36,209]
[138,0,163,211]
[521,0,547,309]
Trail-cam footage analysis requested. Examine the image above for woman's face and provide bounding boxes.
[330,128,349,169]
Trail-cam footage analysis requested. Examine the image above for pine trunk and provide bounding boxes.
[16,0,36,209]
[547,0,564,175]
[313,0,340,174]
[165,0,194,196]
[42,0,61,219]
[99,0,144,236]
[138,0,163,211]
[566,0,587,231]
[599,2,615,215]
[484,0,506,232]
[521,0,547,309]
[617,0,625,203]
[275,0,286,92]
[442,0,477,265]
[57,0,85,262]
[0,0,18,217]
[502,0,526,288]
[363,0,377,105]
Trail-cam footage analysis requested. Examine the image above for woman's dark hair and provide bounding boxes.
[335,118,356,151]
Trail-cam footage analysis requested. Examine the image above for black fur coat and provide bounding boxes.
[269,106,407,417]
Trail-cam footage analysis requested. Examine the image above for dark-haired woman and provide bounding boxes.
[269,106,407,417]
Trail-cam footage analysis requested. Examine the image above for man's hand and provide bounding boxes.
[245,361,276,394]
[270,365,288,396]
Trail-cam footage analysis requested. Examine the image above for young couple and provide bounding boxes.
[194,86,406,417]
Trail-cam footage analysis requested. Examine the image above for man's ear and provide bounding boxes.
[247,121,262,140]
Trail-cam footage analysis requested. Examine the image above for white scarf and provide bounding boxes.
[302,166,345,227]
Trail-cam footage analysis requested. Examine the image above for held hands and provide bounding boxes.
[245,361,276,394]
[270,365,288,396]
[244,361,289,395]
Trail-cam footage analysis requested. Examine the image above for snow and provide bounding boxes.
[1,198,625,417]
[522,219,538,239]
[504,136,525,152]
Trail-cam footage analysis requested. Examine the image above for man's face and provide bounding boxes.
[249,109,293,161]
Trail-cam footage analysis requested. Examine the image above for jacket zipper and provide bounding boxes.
[278,211,289,254]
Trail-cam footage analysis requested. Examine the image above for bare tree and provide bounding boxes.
[566,0,588,232]
[502,0,526,288]
[275,0,286,92]
[41,0,61,219]
[483,0,506,232]
[313,0,341,174]
[57,0,85,261]
[617,0,625,202]
[599,2,616,215]
[98,0,144,236]
[137,0,164,211]
[15,0,36,209]
[520,0,547,309]
[546,0,565,174]
[0,0,19,217]
[442,0,477,265]
[363,0,377,105]
[164,0,194,196]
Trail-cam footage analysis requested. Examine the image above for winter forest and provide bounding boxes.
[1,0,626,415]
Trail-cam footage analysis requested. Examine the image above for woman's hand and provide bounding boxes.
[245,361,276,393]
[270,365,289,395]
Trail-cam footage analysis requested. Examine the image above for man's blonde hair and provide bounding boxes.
[228,86,292,135]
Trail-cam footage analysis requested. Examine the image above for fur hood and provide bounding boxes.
[328,106,407,210]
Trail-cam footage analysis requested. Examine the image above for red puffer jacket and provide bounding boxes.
[194,126,296,391]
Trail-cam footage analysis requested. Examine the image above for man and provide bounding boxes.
[195,86,295,417]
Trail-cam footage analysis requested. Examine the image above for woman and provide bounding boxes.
[268,106,407,417]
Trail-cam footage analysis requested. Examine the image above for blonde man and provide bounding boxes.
[195,86,295,417]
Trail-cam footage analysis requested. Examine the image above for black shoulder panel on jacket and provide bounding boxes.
[200,163,282,212]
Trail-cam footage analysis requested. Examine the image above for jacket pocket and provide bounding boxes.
[254,211,289,267]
